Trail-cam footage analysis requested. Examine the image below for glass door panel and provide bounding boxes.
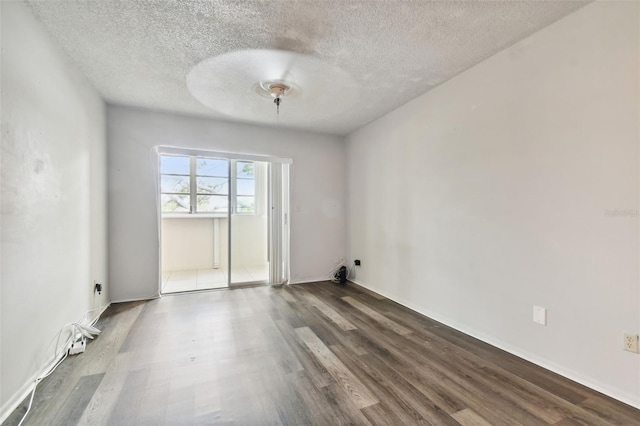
[159,155,230,294]
[230,160,269,286]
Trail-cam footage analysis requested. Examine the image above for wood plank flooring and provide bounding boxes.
[4,282,639,425]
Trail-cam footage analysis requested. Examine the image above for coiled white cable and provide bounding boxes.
[16,315,102,426]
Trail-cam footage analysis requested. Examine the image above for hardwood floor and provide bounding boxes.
[5,282,639,425]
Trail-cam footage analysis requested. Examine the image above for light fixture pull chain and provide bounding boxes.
[268,83,288,123]
[274,97,281,122]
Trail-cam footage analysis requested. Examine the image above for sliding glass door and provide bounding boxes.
[157,147,290,293]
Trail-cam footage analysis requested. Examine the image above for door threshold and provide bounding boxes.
[229,281,269,290]
[161,281,270,296]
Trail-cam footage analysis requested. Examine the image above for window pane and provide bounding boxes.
[237,196,255,213]
[237,161,254,178]
[197,195,228,213]
[236,178,255,196]
[197,158,228,177]
[161,155,190,175]
[161,175,190,193]
[161,194,189,212]
[197,177,228,194]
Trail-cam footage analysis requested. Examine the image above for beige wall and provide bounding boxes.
[161,218,216,271]
[161,214,269,271]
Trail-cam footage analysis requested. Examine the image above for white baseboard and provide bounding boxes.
[109,295,158,304]
[288,277,332,285]
[0,303,111,424]
[348,279,640,410]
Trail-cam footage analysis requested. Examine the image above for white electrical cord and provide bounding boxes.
[16,314,102,426]
[322,259,346,281]
[327,261,356,284]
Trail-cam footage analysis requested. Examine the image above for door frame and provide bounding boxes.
[154,146,292,293]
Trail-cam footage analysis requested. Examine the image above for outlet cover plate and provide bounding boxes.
[533,306,547,326]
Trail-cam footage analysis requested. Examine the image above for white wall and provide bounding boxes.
[108,106,346,301]
[0,1,108,418]
[347,1,639,407]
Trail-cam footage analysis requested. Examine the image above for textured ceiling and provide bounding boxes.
[26,0,588,136]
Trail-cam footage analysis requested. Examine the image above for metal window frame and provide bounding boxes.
[160,154,257,216]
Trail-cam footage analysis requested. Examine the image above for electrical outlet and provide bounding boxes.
[623,333,639,353]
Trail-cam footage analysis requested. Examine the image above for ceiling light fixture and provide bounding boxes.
[268,83,290,116]
[187,50,357,126]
